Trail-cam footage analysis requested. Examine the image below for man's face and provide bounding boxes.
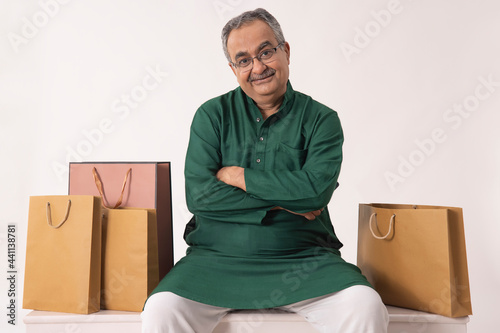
[227,20,290,104]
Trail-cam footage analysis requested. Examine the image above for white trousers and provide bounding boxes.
[141,285,389,333]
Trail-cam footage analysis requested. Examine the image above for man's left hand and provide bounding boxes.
[216,166,246,191]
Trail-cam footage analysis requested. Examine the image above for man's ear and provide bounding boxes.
[229,62,237,76]
[284,42,291,64]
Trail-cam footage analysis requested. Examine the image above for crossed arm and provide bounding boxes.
[186,106,342,223]
[216,166,324,221]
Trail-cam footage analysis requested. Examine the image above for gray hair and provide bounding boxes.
[221,8,286,62]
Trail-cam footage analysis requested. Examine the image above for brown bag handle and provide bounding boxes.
[46,200,72,229]
[92,167,131,209]
[369,213,395,240]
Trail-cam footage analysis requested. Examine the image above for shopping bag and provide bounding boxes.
[68,162,173,279]
[23,195,102,314]
[101,207,159,311]
[357,203,472,317]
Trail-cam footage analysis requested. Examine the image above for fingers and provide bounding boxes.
[280,207,325,220]
[303,209,324,220]
[215,166,246,191]
[303,212,315,220]
[312,208,323,216]
[215,167,228,181]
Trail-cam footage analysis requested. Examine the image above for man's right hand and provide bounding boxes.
[271,206,324,221]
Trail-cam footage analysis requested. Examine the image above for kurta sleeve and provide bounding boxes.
[185,107,274,224]
[244,111,343,213]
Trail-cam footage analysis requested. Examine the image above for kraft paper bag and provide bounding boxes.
[68,162,173,279]
[101,207,159,311]
[357,203,472,317]
[23,195,102,314]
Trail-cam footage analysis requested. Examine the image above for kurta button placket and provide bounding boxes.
[254,115,267,169]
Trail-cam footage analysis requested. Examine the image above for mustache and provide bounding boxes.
[248,68,276,82]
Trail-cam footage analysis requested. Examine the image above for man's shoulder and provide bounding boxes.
[292,88,339,118]
[200,86,243,111]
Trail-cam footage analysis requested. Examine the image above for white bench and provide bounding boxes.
[24,306,469,333]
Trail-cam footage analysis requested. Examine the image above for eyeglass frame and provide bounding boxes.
[230,42,285,71]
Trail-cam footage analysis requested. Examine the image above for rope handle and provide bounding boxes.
[369,213,395,240]
[92,167,131,209]
[46,200,72,229]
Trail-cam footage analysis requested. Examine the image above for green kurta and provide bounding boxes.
[150,81,371,309]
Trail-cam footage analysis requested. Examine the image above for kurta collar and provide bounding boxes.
[243,80,295,118]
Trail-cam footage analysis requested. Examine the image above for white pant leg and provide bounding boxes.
[141,292,230,333]
[282,285,389,333]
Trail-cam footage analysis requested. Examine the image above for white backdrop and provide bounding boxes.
[1,0,499,332]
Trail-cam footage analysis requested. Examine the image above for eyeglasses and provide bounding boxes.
[231,42,284,72]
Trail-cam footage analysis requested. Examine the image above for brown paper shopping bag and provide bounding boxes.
[69,162,173,280]
[101,207,159,311]
[23,195,102,314]
[357,203,472,317]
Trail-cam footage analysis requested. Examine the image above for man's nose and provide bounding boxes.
[251,57,267,73]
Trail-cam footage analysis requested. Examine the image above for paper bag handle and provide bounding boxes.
[369,213,395,240]
[46,200,72,229]
[92,167,131,209]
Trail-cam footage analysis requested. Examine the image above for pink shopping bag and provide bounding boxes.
[69,162,173,280]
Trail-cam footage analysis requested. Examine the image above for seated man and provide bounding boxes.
[142,8,389,333]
